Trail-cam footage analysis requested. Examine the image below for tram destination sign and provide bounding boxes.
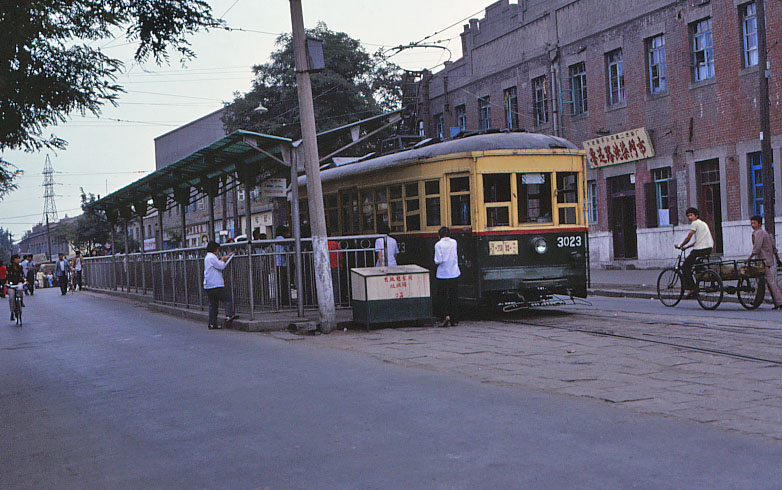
[583,127,655,168]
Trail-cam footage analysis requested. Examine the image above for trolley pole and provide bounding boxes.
[757,0,775,237]
[288,0,336,333]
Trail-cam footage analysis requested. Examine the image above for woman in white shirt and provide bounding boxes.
[203,241,236,329]
[434,226,460,327]
[375,223,399,267]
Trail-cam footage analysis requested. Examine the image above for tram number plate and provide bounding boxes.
[557,236,582,247]
[489,240,518,256]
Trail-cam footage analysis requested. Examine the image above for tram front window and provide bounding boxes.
[518,173,552,223]
[450,176,471,226]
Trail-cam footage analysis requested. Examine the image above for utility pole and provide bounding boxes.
[42,154,58,259]
[757,0,775,237]
[289,0,336,333]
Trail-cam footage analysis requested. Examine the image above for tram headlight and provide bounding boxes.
[533,237,547,255]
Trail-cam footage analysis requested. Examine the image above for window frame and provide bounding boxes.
[742,2,758,68]
[647,34,667,94]
[448,173,472,228]
[692,18,715,82]
[456,104,466,131]
[434,113,444,139]
[606,49,625,105]
[532,75,548,126]
[587,180,598,224]
[569,62,588,115]
[482,173,514,229]
[478,96,491,130]
[503,87,518,130]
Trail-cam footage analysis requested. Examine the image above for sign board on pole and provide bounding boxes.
[260,178,288,198]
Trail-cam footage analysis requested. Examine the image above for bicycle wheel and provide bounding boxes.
[657,268,683,307]
[696,269,723,310]
[737,276,764,310]
[15,301,22,326]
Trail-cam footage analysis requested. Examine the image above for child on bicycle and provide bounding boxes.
[7,255,25,321]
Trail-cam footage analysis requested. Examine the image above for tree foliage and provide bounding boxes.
[222,22,403,142]
[0,228,14,264]
[67,190,112,252]
[0,0,221,199]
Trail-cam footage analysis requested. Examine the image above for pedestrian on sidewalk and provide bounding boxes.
[55,253,70,295]
[0,260,6,298]
[434,226,460,327]
[72,251,82,291]
[748,215,782,309]
[203,241,237,329]
[20,255,30,295]
[676,207,714,298]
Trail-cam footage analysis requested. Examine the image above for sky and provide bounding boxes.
[0,0,488,241]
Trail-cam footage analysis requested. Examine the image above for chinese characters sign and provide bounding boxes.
[351,265,430,302]
[583,128,655,168]
[489,240,518,256]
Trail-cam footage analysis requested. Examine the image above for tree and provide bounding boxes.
[222,22,403,142]
[0,228,14,264]
[0,0,222,199]
[68,190,112,252]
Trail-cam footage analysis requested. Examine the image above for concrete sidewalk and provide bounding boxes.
[589,268,662,298]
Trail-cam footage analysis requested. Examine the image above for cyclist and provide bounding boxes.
[675,207,714,298]
[7,254,25,321]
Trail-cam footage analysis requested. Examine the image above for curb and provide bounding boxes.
[588,287,772,306]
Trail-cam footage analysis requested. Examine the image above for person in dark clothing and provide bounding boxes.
[54,253,71,295]
[7,255,25,320]
[25,254,37,295]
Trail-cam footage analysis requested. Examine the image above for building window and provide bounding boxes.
[456,104,466,131]
[417,120,425,137]
[648,34,667,94]
[749,152,772,216]
[742,2,758,68]
[606,49,625,105]
[532,76,548,126]
[434,113,444,139]
[503,87,518,129]
[653,167,672,225]
[237,189,245,201]
[569,62,587,115]
[478,96,491,130]
[587,180,597,224]
[692,18,714,82]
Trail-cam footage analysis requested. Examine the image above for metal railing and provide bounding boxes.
[84,235,386,314]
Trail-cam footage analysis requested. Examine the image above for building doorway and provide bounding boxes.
[697,159,723,253]
[608,174,637,259]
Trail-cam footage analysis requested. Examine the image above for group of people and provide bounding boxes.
[201,223,461,330]
[677,207,782,309]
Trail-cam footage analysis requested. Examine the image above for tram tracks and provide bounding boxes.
[496,308,782,366]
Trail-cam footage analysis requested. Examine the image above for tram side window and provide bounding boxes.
[450,176,471,226]
[405,182,421,231]
[556,172,579,224]
[425,179,441,227]
[483,173,511,227]
[389,185,404,232]
[325,194,339,234]
[360,190,375,232]
[375,188,389,230]
[518,173,552,223]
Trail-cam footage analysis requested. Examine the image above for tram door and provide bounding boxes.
[608,174,637,259]
[697,159,723,253]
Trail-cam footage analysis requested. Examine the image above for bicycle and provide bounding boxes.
[657,247,719,309]
[9,283,23,326]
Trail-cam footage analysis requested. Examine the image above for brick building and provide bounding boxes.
[419,0,782,267]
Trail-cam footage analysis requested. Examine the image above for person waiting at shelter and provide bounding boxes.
[748,215,782,309]
[203,241,237,329]
[675,207,714,299]
[375,222,398,267]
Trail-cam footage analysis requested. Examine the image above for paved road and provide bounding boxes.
[2,289,781,489]
[588,294,782,321]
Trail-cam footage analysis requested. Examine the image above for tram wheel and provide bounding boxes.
[696,269,723,310]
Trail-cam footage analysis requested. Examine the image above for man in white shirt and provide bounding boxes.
[20,256,30,295]
[676,207,714,297]
[375,223,399,267]
[434,226,460,327]
[203,241,236,329]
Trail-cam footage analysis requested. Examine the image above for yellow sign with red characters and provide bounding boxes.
[583,127,655,168]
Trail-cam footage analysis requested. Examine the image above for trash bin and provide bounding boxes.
[351,265,432,328]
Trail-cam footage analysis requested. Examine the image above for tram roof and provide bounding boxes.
[315,131,581,185]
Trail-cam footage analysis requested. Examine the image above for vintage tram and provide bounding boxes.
[299,131,589,309]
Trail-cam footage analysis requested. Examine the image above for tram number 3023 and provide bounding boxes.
[556,235,582,248]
